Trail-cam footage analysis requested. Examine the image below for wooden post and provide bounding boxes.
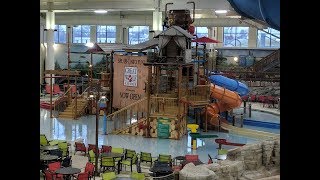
[232,116,235,126]
[67,26,71,106]
[205,105,208,132]
[177,66,182,139]
[145,66,152,138]
[110,51,114,114]
[156,66,160,95]
[74,76,77,119]
[50,74,53,118]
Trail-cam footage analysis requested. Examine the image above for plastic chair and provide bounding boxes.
[88,150,96,164]
[84,162,95,180]
[53,84,64,95]
[88,144,100,155]
[140,152,153,165]
[101,172,116,180]
[100,156,116,173]
[43,170,63,180]
[61,156,72,167]
[40,134,50,146]
[101,145,112,153]
[74,142,87,155]
[58,141,69,157]
[216,149,228,160]
[131,172,145,180]
[124,149,136,160]
[120,153,138,172]
[111,147,124,162]
[157,154,172,165]
[75,172,89,180]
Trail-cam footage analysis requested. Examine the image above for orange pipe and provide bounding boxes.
[206,83,242,125]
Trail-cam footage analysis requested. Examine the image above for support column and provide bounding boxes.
[248,27,257,48]
[123,27,128,45]
[67,24,73,43]
[116,25,122,43]
[45,2,55,84]
[90,25,97,43]
[152,0,162,36]
[216,27,224,48]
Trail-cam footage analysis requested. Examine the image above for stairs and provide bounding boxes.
[253,49,280,72]
[58,98,88,119]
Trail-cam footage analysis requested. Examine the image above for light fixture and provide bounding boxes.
[89,95,94,98]
[89,64,92,68]
[101,96,106,99]
[234,57,238,62]
[94,10,108,14]
[215,10,228,14]
[85,42,94,48]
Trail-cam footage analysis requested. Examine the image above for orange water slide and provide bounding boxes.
[206,84,242,127]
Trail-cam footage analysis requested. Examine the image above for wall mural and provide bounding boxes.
[53,44,106,78]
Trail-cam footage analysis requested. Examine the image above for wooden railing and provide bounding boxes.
[254,49,280,72]
[181,85,211,102]
[107,97,148,132]
[53,86,72,115]
[71,86,90,119]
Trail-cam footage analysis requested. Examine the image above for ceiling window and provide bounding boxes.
[97,25,116,43]
[72,25,91,43]
[128,26,149,45]
[257,28,280,48]
[223,27,249,47]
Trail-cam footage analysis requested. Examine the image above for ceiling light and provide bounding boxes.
[94,10,108,14]
[215,10,228,14]
[234,57,238,62]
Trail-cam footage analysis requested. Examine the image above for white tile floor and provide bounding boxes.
[40,102,279,179]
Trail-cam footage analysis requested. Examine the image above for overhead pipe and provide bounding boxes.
[165,2,173,19]
[187,1,195,24]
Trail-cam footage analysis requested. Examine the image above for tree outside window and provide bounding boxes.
[128,26,149,45]
[257,28,280,48]
[54,25,66,43]
[97,25,116,43]
[223,27,249,47]
[72,25,91,43]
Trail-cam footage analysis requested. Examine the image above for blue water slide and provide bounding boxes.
[209,75,249,96]
[227,0,280,31]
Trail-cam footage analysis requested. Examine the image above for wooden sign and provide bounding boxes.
[113,54,148,109]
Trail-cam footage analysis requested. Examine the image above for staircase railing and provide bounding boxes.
[109,96,187,134]
[71,86,90,119]
[107,97,148,132]
[53,86,72,116]
[253,49,280,72]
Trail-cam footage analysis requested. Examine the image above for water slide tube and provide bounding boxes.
[208,75,249,96]
[227,0,280,31]
[206,84,242,128]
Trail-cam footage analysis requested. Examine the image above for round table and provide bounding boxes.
[40,154,59,161]
[56,167,81,180]
[40,145,59,151]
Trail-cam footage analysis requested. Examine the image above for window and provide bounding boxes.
[192,27,209,46]
[72,25,91,43]
[195,27,208,38]
[257,28,280,48]
[128,26,149,45]
[223,27,249,47]
[96,25,116,43]
[54,25,67,43]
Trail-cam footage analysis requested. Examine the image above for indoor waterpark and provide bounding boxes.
[40,0,280,179]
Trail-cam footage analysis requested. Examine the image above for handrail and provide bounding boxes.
[254,49,280,72]
[106,97,147,119]
[53,86,73,113]
[71,86,91,119]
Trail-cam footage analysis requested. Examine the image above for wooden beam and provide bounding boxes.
[44,70,80,76]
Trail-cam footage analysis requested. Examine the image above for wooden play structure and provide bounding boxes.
[108,9,215,139]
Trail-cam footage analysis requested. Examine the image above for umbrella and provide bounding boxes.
[192,36,221,43]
